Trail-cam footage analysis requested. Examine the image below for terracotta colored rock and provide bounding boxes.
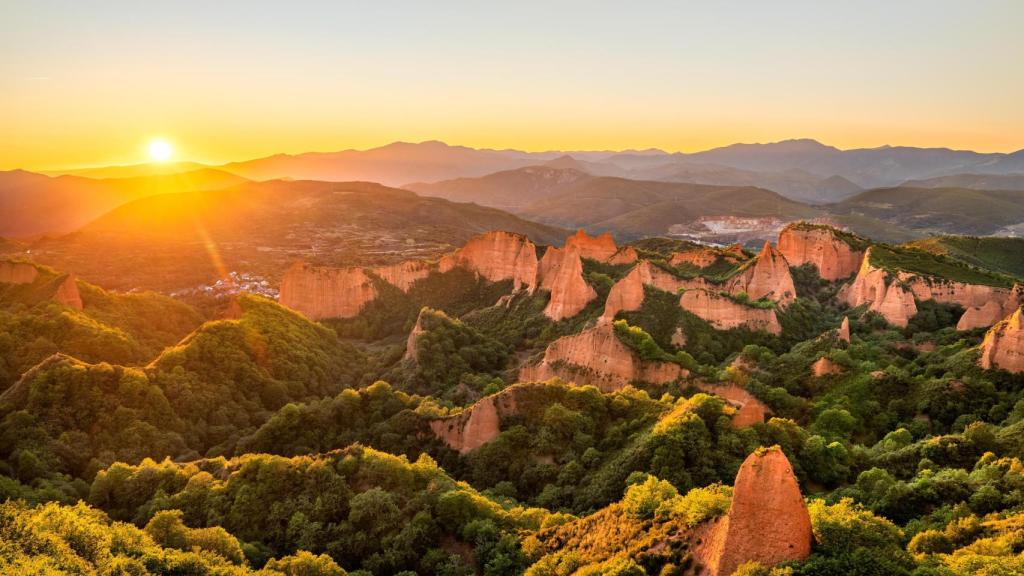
[404,309,428,361]
[0,261,39,284]
[441,230,539,292]
[543,248,597,321]
[838,249,918,327]
[811,356,842,377]
[724,242,797,306]
[52,274,82,310]
[841,248,1021,329]
[697,447,813,576]
[608,246,639,265]
[537,246,566,290]
[694,382,769,428]
[564,229,619,261]
[777,223,864,281]
[279,262,378,320]
[979,307,1024,373]
[671,327,687,347]
[669,245,744,269]
[602,261,699,321]
[679,289,782,334]
[372,260,432,292]
[429,389,521,453]
[520,323,686,391]
[838,316,850,343]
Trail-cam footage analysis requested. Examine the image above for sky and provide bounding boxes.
[2,0,1023,170]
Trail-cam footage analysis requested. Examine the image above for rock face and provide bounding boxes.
[404,309,429,361]
[609,246,639,265]
[979,307,1024,373]
[697,447,813,576]
[812,356,842,377]
[602,261,696,321]
[840,248,1022,329]
[670,245,745,269]
[373,260,432,292]
[724,242,797,306]
[564,229,619,261]
[838,250,918,327]
[679,289,782,335]
[429,392,520,453]
[440,230,539,293]
[694,382,769,428]
[280,262,378,320]
[0,261,39,284]
[777,224,864,281]
[520,323,686,391]
[52,274,83,310]
[542,248,597,321]
[838,316,851,343]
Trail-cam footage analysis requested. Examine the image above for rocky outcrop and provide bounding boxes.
[979,307,1024,373]
[429,391,521,453]
[564,229,619,262]
[838,316,850,343]
[679,289,782,335]
[840,248,1021,329]
[838,250,918,327]
[697,447,813,576]
[694,382,769,428]
[777,223,864,281]
[520,323,687,392]
[404,309,429,361]
[52,274,83,310]
[812,356,842,377]
[608,246,638,265]
[724,242,796,306]
[440,231,539,293]
[542,248,597,321]
[670,245,745,269]
[372,260,432,292]
[279,262,378,320]
[0,261,39,284]
[602,261,698,321]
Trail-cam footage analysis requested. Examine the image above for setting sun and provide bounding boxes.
[147,139,173,162]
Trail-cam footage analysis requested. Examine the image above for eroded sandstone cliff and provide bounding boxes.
[564,229,619,262]
[440,230,539,293]
[542,247,597,321]
[53,274,83,310]
[0,261,39,284]
[777,223,864,281]
[679,289,782,334]
[520,323,686,391]
[694,382,769,428]
[979,306,1024,373]
[429,390,521,453]
[696,447,813,576]
[279,262,378,320]
[723,242,797,306]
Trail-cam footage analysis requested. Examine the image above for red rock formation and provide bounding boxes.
[838,316,850,343]
[679,289,782,335]
[838,250,918,327]
[697,447,813,576]
[543,248,597,321]
[372,260,432,292]
[841,249,1021,329]
[564,229,619,261]
[279,262,378,320]
[694,382,769,428]
[979,306,1024,373]
[811,356,842,377]
[602,261,698,321]
[670,245,745,269]
[52,274,83,310]
[777,224,864,281]
[724,242,797,306]
[429,391,520,453]
[608,246,639,265]
[520,323,687,391]
[0,261,39,284]
[440,230,539,292]
[405,309,428,361]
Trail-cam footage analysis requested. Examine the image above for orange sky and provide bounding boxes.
[2,1,1022,170]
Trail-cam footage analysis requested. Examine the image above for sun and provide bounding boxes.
[148,139,174,162]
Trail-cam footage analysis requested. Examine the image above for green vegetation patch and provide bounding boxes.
[868,244,1015,288]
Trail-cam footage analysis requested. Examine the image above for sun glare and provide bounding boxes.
[148,139,173,162]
